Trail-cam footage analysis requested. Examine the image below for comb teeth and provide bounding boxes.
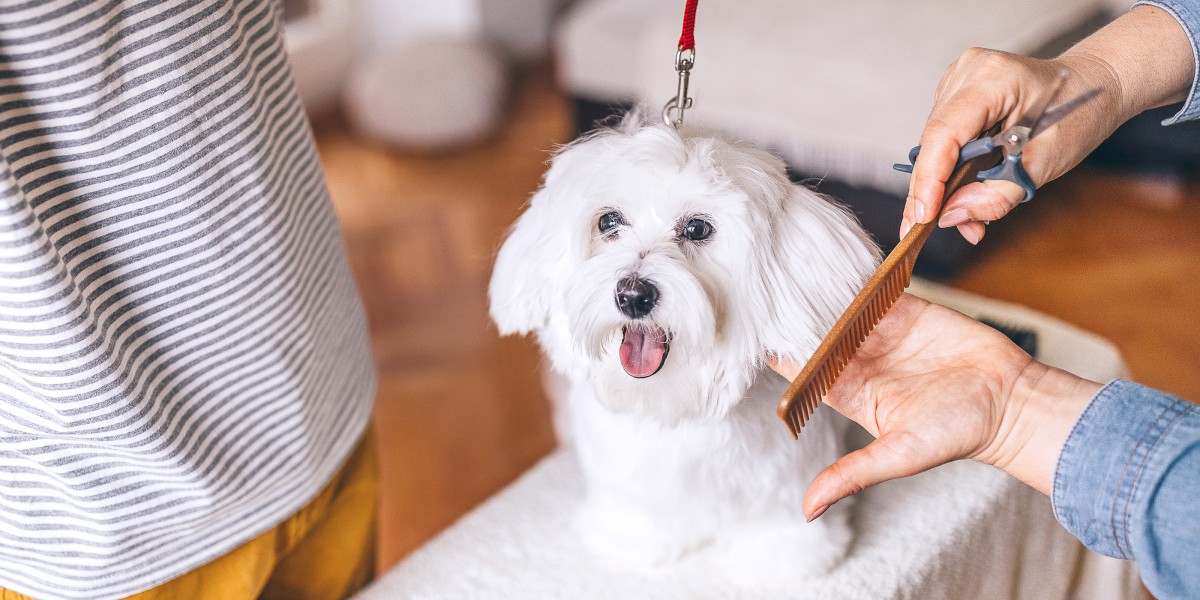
[778,150,997,438]
[778,244,923,437]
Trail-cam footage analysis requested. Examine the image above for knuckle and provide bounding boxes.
[974,47,1016,70]
[922,116,955,139]
[828,461,865,495]
[917,122,962,161]
[974,183,1024,217]
[958,46,987,63]
[877,432,930,478]
[959,46,1004,68]
[980,193,1011,219]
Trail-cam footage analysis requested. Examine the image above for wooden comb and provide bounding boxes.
[776,148,1004,438]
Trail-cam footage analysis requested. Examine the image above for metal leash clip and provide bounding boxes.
[662,48,695,129]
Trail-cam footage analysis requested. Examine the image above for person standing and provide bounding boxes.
[0,2,378,598]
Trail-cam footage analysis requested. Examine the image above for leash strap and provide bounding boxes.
[677,0,698,51]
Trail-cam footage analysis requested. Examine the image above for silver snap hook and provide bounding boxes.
[662,48,695,128]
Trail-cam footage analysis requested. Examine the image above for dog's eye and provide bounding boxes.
[682,218,713,242]
[598,211,625,235]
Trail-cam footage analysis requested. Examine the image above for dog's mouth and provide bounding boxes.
[618,326,669,378]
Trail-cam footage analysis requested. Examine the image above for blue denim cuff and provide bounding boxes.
[1133,1,1200,124]
[1051,379,1193,559]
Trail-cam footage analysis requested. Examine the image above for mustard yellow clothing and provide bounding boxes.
[3,428,379,600]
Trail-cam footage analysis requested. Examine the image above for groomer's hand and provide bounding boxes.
[901,4,1192,244]
[769,294,1100,521]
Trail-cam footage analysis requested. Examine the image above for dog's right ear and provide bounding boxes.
[488,146,595,336]
[488,189,562,335]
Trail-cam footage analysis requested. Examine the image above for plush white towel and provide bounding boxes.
[355,281,1141,599]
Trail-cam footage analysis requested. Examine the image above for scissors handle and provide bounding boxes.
[892,136,1035,202]
[892,137,998,173]
[978,153,1036,203]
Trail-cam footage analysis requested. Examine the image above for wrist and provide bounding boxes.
[1059,4,1193,121]
[978,361,1101,495]
[1054,51,1131,130]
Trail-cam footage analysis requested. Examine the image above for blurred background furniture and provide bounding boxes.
[284,0,566,150]
[282,0,356,114]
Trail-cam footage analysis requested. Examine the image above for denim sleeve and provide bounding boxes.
[1133,1,1200,124]
[1052,379,1200,599]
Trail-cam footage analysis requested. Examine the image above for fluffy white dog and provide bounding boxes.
[489,115,881,580]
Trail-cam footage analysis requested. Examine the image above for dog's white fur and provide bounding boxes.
[489,115,881,579]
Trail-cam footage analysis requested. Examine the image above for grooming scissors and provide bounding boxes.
[894,71,1102,203]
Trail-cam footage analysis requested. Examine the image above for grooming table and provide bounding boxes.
[354,281,1142,599]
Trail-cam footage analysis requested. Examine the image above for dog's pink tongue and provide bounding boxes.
[619,328,669,378]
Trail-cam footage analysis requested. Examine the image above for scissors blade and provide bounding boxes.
[1014,70,1069,132]
[1028,86,1102,139]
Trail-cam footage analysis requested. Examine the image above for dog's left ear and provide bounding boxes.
[488,146,595,336]
[755,185,882,363]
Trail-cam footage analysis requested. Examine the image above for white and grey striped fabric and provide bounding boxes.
[0,1,376,598]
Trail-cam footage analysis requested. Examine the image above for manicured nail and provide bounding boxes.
[899,217,912,239]
[914,201,927,223]
[939,208,969,228]
[807,504,830,522]
[961,223,983,245]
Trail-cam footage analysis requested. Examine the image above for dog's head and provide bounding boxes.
[489,116,880,424]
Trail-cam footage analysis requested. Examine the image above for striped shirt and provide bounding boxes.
[0,1,376,598]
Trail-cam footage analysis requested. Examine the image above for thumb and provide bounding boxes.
[803,430,942,520]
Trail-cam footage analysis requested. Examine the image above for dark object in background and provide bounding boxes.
[786,172,972,280]
[1086,103,1200,181]
[978,318,1039,358]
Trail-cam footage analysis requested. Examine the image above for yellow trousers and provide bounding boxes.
[2,428,380,600]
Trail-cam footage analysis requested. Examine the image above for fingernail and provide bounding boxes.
[914,201,927,223]
[899,217,912,239]
[961,224,983,245]
[807,504,830,522]
[939,208,969,228]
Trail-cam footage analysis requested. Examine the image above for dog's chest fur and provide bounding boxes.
[566,368,845,521]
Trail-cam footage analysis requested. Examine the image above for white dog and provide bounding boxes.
[489,115,881,580]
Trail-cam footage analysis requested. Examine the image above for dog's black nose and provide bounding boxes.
[615,277,659,319]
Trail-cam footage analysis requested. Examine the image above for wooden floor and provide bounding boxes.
[311,68,1200,573]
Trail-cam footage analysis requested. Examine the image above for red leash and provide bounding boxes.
[677,0,698,51]
[663,0,698,128]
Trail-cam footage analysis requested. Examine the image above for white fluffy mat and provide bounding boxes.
[354,280,1141,599]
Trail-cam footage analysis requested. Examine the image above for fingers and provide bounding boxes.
[768,295,933,419]
[766,355,800,382]
[938,179,1025,228]
[920,178,1026,244]
[902,97,998,239]
[804,430,944,520]
[956,221,986,245]
[903,121,978,231]
[902,47,1036,239]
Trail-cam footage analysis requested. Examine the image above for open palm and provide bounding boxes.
[771,294,1037,519]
